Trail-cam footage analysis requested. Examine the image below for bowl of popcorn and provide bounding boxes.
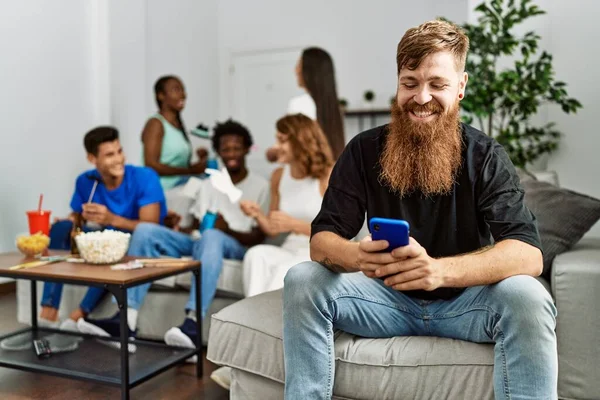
[16,232,50,257]
[75,230,131,264]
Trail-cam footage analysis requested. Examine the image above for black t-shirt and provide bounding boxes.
[311,123,542,300]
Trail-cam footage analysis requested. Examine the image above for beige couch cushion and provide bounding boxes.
[208,289,495,400]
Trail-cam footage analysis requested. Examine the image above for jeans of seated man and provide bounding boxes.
[283,261,558,400]
[125,223,247,318]
[41,220,106,313]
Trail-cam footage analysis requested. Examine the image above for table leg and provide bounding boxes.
[194,268,203,377]
[31,280,37,332]
[119,286,130,400]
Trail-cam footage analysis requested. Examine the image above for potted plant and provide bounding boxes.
[339,98,348,112]
[363,90,375,109]
[450,0,582,168]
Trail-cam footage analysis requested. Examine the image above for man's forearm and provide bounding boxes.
[110,215,151,232]
[310,231,360,273]
[441,239,543,287]
[224,228,264,247]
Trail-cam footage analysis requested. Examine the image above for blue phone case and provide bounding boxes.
[369,218,410,252]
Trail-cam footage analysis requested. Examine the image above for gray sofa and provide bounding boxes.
[206,238,600,399]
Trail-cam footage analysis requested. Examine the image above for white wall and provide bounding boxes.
[0,0,220,256]
[544,0,600,236]
[0,1,96,254]
[108,0,219,165]
[146,0,219,156]
[217,0,469,141]
[467,0,599,237]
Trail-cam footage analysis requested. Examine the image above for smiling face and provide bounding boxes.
[158,78,186,112]
[217,134,248,174]
[87,139,126,180]
[396,51,467,123]
[380,50,467,197]
[274,131,294,164]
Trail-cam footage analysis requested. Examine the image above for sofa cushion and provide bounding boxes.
[208,289,494,400]
[518,170,600,278]
[175,258,244,297]
[551,238,600,399]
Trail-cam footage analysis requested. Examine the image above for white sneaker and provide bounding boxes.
[38,317,60,329]
[164,327,197,363]
[58,318,84,342]
[210,366,232,390]
[77,318,136,353]
[59,318,79,332]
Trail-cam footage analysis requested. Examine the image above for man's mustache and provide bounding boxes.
[402,99,444,114]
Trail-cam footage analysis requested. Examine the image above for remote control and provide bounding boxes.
[33,339,52,358]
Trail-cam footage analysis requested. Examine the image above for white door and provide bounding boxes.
[228,48,304,180]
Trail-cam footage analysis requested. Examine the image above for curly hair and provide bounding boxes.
[276,114,334,179]
[212,119,253,153]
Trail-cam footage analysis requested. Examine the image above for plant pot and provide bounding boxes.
[526,152,550,172]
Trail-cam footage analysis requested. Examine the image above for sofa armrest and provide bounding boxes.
[551,238,600,400]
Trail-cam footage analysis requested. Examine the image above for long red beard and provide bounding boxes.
[379,99,463,197]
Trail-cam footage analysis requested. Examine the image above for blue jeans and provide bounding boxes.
[41,220,106,314]
[126,223,247,318]
[41,282,106,314]
[283,262,558,400]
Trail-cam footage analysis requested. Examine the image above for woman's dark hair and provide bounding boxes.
[84,126,119,156]
[154,75,189,143]
[212,119,253,153]
[301,47,345,159]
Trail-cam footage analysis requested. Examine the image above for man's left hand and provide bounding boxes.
[82,203,115,226]
[164,210,182,231]
[375,237,448,291]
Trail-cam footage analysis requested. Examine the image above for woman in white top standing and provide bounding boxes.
[240,113,334,297]
[267,47,345,162]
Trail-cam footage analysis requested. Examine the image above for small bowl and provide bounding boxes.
[16,233,50,257]
[75,230,131,264]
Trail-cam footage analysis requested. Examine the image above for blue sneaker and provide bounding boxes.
[164,318,198,363]
[77,313,137,353]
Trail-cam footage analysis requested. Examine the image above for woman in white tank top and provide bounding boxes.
[240,114,334,297]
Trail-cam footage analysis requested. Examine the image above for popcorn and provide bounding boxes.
[75,230,130,264]
[16,232,50,256]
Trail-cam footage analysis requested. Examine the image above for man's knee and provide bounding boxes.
[284,261,331,299]
[200,228,226,242]
[493,275,556,326]
[131,222,159,243]
[192,229,225,255]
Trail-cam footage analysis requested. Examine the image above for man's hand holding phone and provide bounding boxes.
[357,236,398,278]
[375,237,447,292]
[359,217,448,292]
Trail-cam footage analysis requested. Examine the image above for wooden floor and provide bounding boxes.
[0,288,229,399]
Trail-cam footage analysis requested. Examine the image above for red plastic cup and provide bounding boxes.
[27,210,51,236]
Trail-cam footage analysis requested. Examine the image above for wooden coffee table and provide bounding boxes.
[0,251,201,400]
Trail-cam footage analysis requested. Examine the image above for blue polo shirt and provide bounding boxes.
[70,165,167,231]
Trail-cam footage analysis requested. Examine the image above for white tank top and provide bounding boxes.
[278,164,323,248]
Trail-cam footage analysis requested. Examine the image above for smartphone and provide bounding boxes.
[369,217,410,252]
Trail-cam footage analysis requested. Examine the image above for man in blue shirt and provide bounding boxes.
[38,126,167,332]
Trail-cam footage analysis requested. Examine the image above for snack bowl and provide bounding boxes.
[16,232,50,257]
[75,230,130,264]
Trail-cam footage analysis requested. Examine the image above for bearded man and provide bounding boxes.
[281,20,557,400]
